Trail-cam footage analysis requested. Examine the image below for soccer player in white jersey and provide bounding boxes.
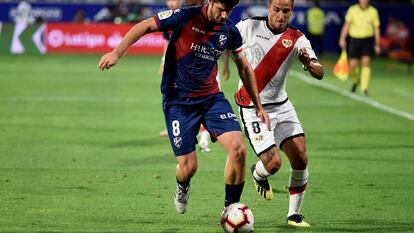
[233,0,324,227]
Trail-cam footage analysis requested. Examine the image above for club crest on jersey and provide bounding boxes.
[158,10,173,20]
[282,39,293,48]
[174,137,182,149]
[219,35,227,47]
[245,42,265,66]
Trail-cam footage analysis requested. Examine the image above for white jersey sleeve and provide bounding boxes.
[295,35,318,60]
[235,19,249,44]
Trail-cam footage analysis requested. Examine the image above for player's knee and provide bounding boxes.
[268,157,282,174]
[228,140,246,164]
[179,161,198,177]
[263,151,281,174]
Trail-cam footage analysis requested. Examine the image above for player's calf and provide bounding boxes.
[219,131,246,207]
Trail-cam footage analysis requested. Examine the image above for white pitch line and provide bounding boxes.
[393,88,414,99]
[0,96,161,104]
[290,70,414,122]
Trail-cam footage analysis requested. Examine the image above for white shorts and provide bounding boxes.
[239,99,304,155]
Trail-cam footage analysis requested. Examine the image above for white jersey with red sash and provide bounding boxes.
[235,17,317,107]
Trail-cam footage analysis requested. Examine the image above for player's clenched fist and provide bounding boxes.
[98,52,120,71]
[298,48,310,68]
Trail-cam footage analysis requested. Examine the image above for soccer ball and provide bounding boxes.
[221,203,254,233]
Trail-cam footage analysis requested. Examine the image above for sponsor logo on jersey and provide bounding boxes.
[174,137,182,149]
[282,39,292,48]
[219,34,227,47]
[219,112,237,119]
[190,43,222,61]
[192,27,206,34]
[158,10,173,20]
[256,34,270,41]
[174,9,181,14]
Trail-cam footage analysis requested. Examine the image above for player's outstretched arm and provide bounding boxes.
[233,55,271,130]
[298,48,324,80]
[98,17,159,71]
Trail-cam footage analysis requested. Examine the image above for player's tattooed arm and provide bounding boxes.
[233,55,271,131]
[99,17,159,71]
[298,48,324,80]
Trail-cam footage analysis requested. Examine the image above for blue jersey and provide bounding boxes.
[162,31,171,41]
[154,5,243,98]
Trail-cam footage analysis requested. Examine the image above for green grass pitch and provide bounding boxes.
[0,54,413,232]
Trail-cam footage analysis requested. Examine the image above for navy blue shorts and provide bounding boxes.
[163,92,241,156]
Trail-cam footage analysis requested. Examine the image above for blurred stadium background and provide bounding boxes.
[0,0,413,232]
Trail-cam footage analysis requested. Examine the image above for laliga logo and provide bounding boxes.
[47,29,64,48]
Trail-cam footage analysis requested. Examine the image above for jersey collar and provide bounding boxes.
[202,5,208,19]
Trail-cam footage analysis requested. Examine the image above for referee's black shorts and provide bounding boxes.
[348,37,375,58]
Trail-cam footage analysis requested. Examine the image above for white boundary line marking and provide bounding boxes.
[290,70,414,122]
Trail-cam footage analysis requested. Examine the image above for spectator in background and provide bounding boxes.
[187,0,203,5]
[339,0,380,96]
[94,4,118,22]
[94,0,143,24]
[73,9,90,23]
[125,0,143,23]
[306,0,325,55]
[385,17,411,60]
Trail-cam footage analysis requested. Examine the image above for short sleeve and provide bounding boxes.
[372,8,380,28]
[344,7,353,23]
[296,35,317,60]
[236,20,249,44]
[227,25,243,55]
[153,8,191,32]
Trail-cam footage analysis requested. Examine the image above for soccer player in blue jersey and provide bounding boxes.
[158,0,212,154]
[98,0,270,218]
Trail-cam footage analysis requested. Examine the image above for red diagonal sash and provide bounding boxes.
[236,28,302,106]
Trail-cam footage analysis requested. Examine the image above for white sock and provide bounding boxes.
[287,168,309,217]
[288,192,305,217]
[253,160,270,181]
[199,129,209,147]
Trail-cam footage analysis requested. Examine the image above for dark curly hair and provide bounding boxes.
[213,0,239,9]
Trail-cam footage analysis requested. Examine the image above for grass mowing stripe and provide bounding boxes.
[0,96,160,104]
[290,70,414,122]
[393,88,414,99]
